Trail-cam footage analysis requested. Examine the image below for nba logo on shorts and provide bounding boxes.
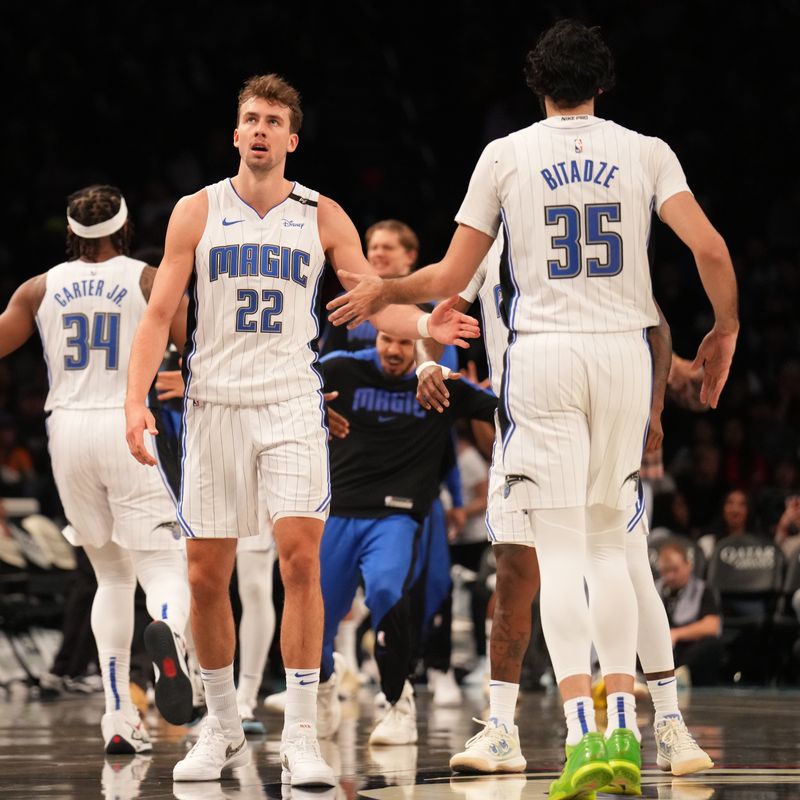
[574,138,584,153]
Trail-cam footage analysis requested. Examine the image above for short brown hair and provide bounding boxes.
[365,219,419,255]
[237,74,303,133]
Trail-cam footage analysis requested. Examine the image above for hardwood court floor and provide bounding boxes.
[1,684,799,798]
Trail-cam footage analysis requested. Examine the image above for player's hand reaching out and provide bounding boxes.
[155,369,184,401]
[125,403,158,466]
[323,391,350,439]
[692,324,738,409]
[327,271,386,327]
[417,363,461,412]
[427,296,481,348]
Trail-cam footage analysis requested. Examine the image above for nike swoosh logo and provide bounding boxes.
[225,738,246,759]
[657,678,677,686]
[294,671,317,679]
[222,218,244,226]
[299,679,318,686]
[377,415,397,422]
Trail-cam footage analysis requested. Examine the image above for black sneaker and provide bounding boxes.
[143,620,193,725]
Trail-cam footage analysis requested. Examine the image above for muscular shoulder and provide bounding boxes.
[316,194,359,253]
[21,273,48,315]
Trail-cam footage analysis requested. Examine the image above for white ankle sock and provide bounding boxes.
[647,677,682,723]
[284,667,320,730]
[200,663,241,737]
[100,649,134,715]
[605,691,641,741]
[564,696,597,746]
[488,679,518,729]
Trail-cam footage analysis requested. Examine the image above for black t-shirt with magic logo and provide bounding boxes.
[319,348,497,520]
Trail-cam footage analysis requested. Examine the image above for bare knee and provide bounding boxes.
[279,545,319,591]
[187,541,235,606]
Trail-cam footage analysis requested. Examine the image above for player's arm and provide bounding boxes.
[317,196,480,347]
[140,265,189,351]
[645,300,672,452]
[125,192,205,465]
[413,292,472,412]
[328,224,494,327]
[0,274,46,358]
[659,192,738,408]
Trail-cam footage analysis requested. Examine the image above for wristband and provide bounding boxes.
[416,312,431,338]
[415,360,451,379]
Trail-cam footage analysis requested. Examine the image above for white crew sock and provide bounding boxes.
[605,691,641,741]
[284,667,320,731]
[488,679,519,729]
[564,696,597,746]
[200,663,241,737]
[647,677,682,723]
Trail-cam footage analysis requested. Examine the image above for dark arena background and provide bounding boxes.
[2,2,800,798]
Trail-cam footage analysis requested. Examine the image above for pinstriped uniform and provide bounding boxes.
[178,180,330,538]
[456,115,690,513]
[36,257,180,550]
[459,233,528,543]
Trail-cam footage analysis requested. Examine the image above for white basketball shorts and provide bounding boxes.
[178,392,330,539]
[47,408,182,551]
[486,424,533,546]
[498,330,651,513]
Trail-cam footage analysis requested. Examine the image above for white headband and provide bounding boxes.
[66,197,128,239]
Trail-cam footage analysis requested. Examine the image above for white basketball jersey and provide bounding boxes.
[36,256,148,411]
[456,115,691,334]
[186,179,327,406]
[460,233,506,396]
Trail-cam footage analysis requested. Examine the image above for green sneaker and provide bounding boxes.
[548,732,613,800]
[603,728,642,795]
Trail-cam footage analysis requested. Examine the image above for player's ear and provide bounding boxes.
[233,128,240,148]
[287,133,299,153]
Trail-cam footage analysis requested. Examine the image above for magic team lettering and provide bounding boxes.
[352,388,426,419]
[208,243,310,287]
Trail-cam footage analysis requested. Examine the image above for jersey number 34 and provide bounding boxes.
[545,203,622,279]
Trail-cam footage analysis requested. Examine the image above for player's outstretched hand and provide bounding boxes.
[327,271,386,328]
[125,403,158,466]
[691,325,738,409]
[323,391,350,439]
[429,296,480,348]
[155,369,184,401]
[417,364,461,413]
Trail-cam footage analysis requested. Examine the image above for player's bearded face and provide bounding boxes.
[234,98,298,172]
[376,333,415,377]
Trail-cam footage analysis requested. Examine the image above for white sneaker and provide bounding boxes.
[655,715,714,776]
[369,683,417,745]
[450,717,526,774]
[144,620,194,725]
[173,716,249,781]
[317,675,341,738]
[102,710,153,755]
[374,690,389,722]
[462,656,488,686]
[428,668,462,707]
[280,721,336,787]
[102,754,152,796]
[263,689,287,713]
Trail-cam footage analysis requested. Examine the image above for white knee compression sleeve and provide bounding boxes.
[529,507,592,684]
[625,532,674,674]
[84,542,137,714]
[131,548,191,633]
[235,549,276,711]
[584,504,638,677]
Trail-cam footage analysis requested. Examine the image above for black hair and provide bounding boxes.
[524,19,615,108]
[66,184,131,261]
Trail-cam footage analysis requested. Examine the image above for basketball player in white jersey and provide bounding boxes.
[124,74,479,785]
[328,19,737,798]
[415,232,713,778]
[0,185,193,755]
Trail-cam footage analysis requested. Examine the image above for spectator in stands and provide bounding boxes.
[697,489,757,560]
[657,541,723,686]
[774,495,800,561]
